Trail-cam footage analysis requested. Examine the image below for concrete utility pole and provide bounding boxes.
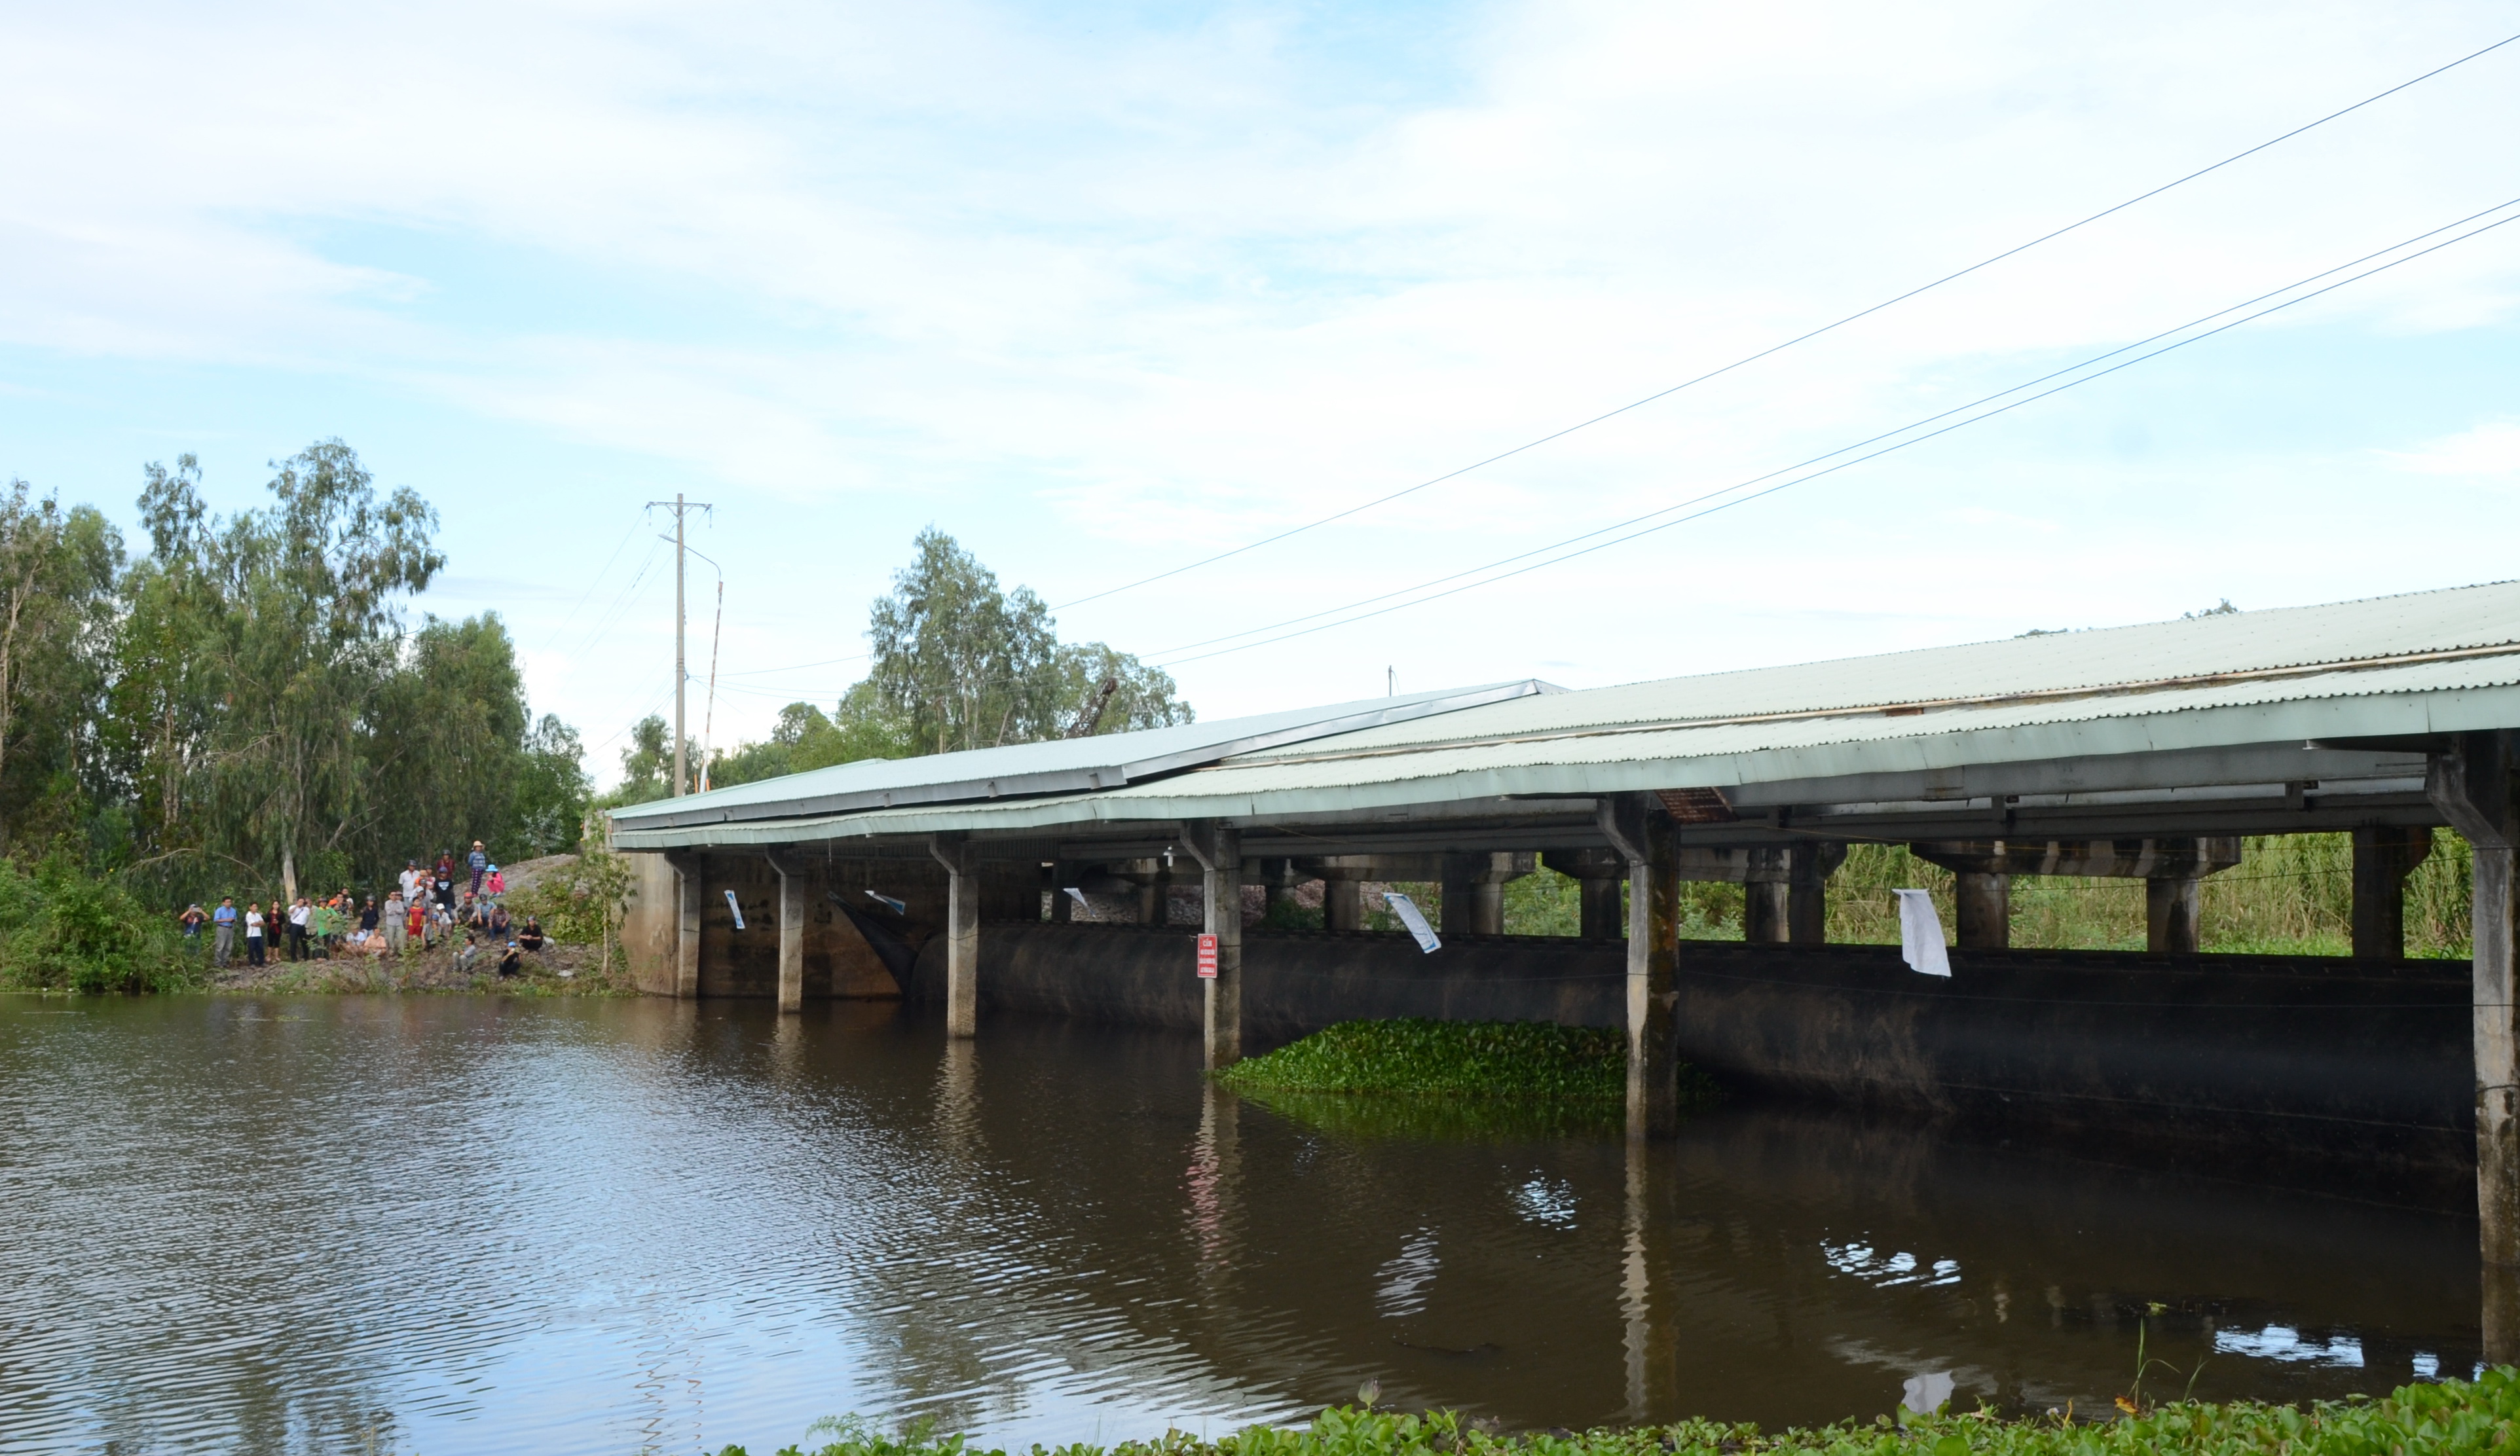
[644,494,714,796]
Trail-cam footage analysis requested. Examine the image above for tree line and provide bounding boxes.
[7,440,588,905]
[605,526,1193,802]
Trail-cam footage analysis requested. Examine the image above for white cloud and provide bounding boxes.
[2382,420,2520,477]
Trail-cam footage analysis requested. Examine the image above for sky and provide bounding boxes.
[3,0,2518,786]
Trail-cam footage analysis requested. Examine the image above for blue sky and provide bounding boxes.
[4,1,2518,781]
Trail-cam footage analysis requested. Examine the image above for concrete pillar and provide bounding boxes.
[670,852,703,999]
[1787,841,1845,945]
[2146,875,2202,953]
[773,854,806,1013]
[1601,796,1678,1139]
[1186,823,1243,1069]
[929,836,979,1038]
[1048,863,1074,923]
[1140,858,1174,926]
[1257,858,1296,920]
[1321,875,1366,932]
[1955,871,2010,949]
[1580,876,1624,940]
[2352,826,2433,960]
[1438,851,1530,936]
[1743,848,1788,944]
[2428,731,2520,1362]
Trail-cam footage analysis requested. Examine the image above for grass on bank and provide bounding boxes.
[716,1369,2520,1456]
[1337,831,2477,958]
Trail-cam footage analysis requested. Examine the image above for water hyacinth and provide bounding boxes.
[714,1369,2520,1456]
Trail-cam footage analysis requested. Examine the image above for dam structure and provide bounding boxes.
[610,579,2520,1355]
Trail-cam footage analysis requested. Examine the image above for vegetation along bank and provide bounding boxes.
[711,1370,2520,1456]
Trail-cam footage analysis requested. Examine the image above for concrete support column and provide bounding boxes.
[1048,863,1074,923]
[1602,796,1679,1139]
[1580,876,1625,940]
[2352,826,2434,960]
[669,852,703,999]
[929,836,979,1039]
[1257,858,1296,920]
[2146,875,2202,954]
[1787,841,1845,945]
[1438,852,1530,936]
[1954,871,2010,949]
[1185,823,1243,1069]
[1140,859,1174,926]
[2429,732,2520,1362]
[1320,874,1367,932]
[770,851,806,1013]
[1743,848,1788,944]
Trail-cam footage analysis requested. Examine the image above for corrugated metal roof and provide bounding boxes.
[1239,579,2520,758]
[610,655,2520,850]
[608,679,1553,829]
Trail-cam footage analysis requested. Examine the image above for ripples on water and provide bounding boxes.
[0,996,2484,1454]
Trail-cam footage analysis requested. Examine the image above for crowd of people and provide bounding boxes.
[179,840,549,977]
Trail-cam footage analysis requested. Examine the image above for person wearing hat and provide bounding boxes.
[467,841,489,896]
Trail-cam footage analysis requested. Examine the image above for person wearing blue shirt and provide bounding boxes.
[212,898,238,967]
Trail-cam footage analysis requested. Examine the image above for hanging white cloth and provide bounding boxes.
[1892,890,1951,977]
[1382,892,1443,954]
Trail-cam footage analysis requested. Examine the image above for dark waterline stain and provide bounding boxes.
[0,994,2481,1454]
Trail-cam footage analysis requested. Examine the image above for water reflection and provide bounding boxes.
[0,996,2484,1455]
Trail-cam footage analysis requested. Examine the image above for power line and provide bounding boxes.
[534,513,646,654]
[1145,200,2520,668]
[1048,28,2520,615]
[1141,196,2520,662]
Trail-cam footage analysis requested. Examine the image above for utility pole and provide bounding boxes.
[645,494,714,796]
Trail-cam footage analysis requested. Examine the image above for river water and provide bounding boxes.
[0,995,2483,1454]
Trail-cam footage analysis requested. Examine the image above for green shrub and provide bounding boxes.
[0,853,196,993]
[716,1368,2520,1456]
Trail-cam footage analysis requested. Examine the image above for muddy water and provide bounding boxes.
[0,996,2482,1454]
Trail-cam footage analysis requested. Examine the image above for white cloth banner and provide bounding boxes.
[1892,890,1950,977]
[1382,892,1443,954]
[724,889,747,932]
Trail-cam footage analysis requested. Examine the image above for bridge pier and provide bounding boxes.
[768,850,806,1013]
[1601,797,1679,1139]
[2352,826,2433,960]
[1440,851,1532,936]
[2430,732,2520,1363]
[667,850,703,1000]
[929,836,980,1038]
[1183,823,1242,1068]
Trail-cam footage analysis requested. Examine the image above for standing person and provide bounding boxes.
[244,903,266,967]
[406,892,428,949]
[383,889,407,954]
[212,898,238,967]
[287,897,312,960]
[359,896,379,941]
[179,903,208,951]
[467,841,489,896]
[435,851,455,890]
[399,860,423,905]
[435,867,455,912]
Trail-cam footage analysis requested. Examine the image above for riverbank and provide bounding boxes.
[718,1372,2519,1456]
[201,936,635,995]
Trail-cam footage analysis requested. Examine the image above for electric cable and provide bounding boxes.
[1145,201,2520,667]
[1141,195,2520,661]
[1048,29,2520,614]
[534,513,646,653]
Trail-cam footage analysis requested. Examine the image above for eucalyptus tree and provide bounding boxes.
[865,528,1190,755]
[0,479,121,852]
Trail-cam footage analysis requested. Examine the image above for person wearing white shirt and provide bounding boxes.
[243,906,266,967]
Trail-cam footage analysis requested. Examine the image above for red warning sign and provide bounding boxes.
[1196,934,1219,979]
